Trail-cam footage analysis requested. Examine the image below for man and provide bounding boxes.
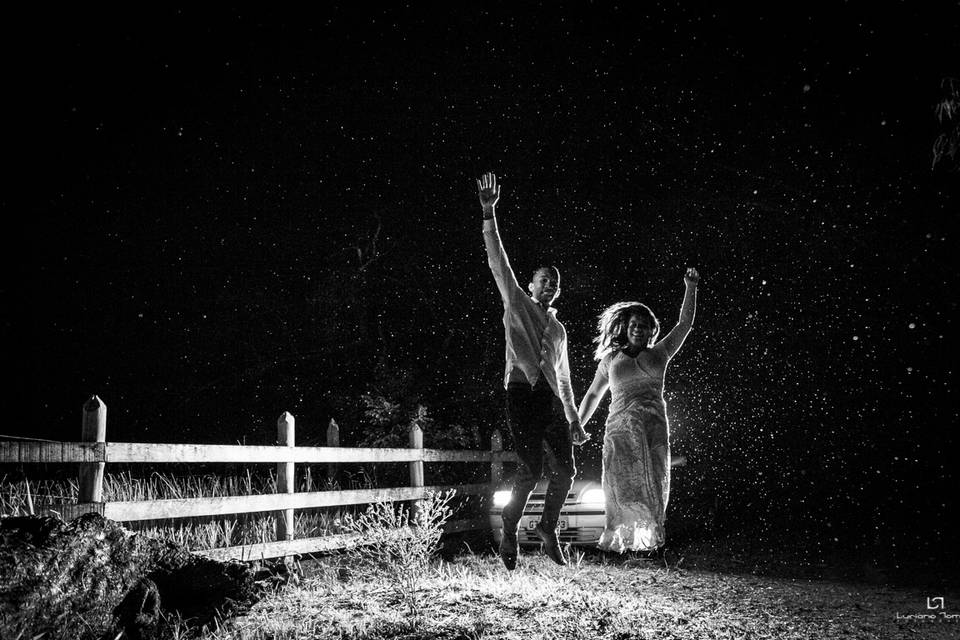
[477,172,590,570]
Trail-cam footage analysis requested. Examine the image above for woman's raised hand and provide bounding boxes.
[684,267,700,286]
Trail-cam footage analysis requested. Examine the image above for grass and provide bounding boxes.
[338,491,456,619]
[4,475,957,638]
[0,470,356,550]
[184,546,960,640]
[0,470,483,554]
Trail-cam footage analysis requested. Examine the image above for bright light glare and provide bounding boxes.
[581,489,605,505]
[493,490,512,507]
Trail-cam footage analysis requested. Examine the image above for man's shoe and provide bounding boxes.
[534,524,567,566]
[499,528,518,571]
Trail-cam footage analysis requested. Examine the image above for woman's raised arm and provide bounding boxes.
[657,267,699,360]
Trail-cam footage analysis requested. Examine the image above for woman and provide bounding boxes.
[578,267,699,552]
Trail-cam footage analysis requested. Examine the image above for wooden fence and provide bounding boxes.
[1,396,516,562]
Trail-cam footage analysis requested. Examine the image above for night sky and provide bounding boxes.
[8,5,958,561]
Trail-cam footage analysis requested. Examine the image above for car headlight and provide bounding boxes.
[493,490,512,507]
[581,488,605,505]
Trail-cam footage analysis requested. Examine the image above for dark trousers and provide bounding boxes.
[501,381,576,535]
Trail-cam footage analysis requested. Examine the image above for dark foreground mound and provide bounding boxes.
[0,513,261,640]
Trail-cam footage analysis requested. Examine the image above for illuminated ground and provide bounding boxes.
[202,548,959,639]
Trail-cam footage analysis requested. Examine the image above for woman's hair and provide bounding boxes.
[593,301,660,360]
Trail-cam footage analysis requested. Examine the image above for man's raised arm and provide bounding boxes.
[478,172,522,303]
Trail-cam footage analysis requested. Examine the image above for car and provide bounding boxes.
[489,478,606,547]
[489,457,686,547]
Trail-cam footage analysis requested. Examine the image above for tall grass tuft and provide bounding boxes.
[339,490,456,620]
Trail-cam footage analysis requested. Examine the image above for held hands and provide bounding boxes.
[684,267,700,287]
[477,172,500,218]
[570,420,591,446]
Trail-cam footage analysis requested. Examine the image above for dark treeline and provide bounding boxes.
[9,5,958,565]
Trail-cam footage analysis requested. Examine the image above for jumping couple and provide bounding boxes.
[477,172,699,570]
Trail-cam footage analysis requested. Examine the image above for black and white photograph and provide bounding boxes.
[3,4,958,639]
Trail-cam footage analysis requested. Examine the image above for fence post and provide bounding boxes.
[79,395,106,503]
[277,412,295,543]
[408,423,424,521]
[326,418,339,486]
[490,429,503,487]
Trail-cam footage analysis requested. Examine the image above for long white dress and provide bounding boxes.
[596,347,672,553]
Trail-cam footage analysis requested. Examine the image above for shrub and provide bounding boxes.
[338,490,456,619]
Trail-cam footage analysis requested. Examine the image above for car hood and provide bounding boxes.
[495,477,601,501]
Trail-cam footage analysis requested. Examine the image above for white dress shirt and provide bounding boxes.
[483,218,579,423]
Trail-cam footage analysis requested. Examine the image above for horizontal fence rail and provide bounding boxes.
[50,483,494,522]
[2,395,518,562]
[195,516,492,563]
[0,442,516,465]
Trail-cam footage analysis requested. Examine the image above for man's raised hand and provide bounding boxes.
[477,172,501,218]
